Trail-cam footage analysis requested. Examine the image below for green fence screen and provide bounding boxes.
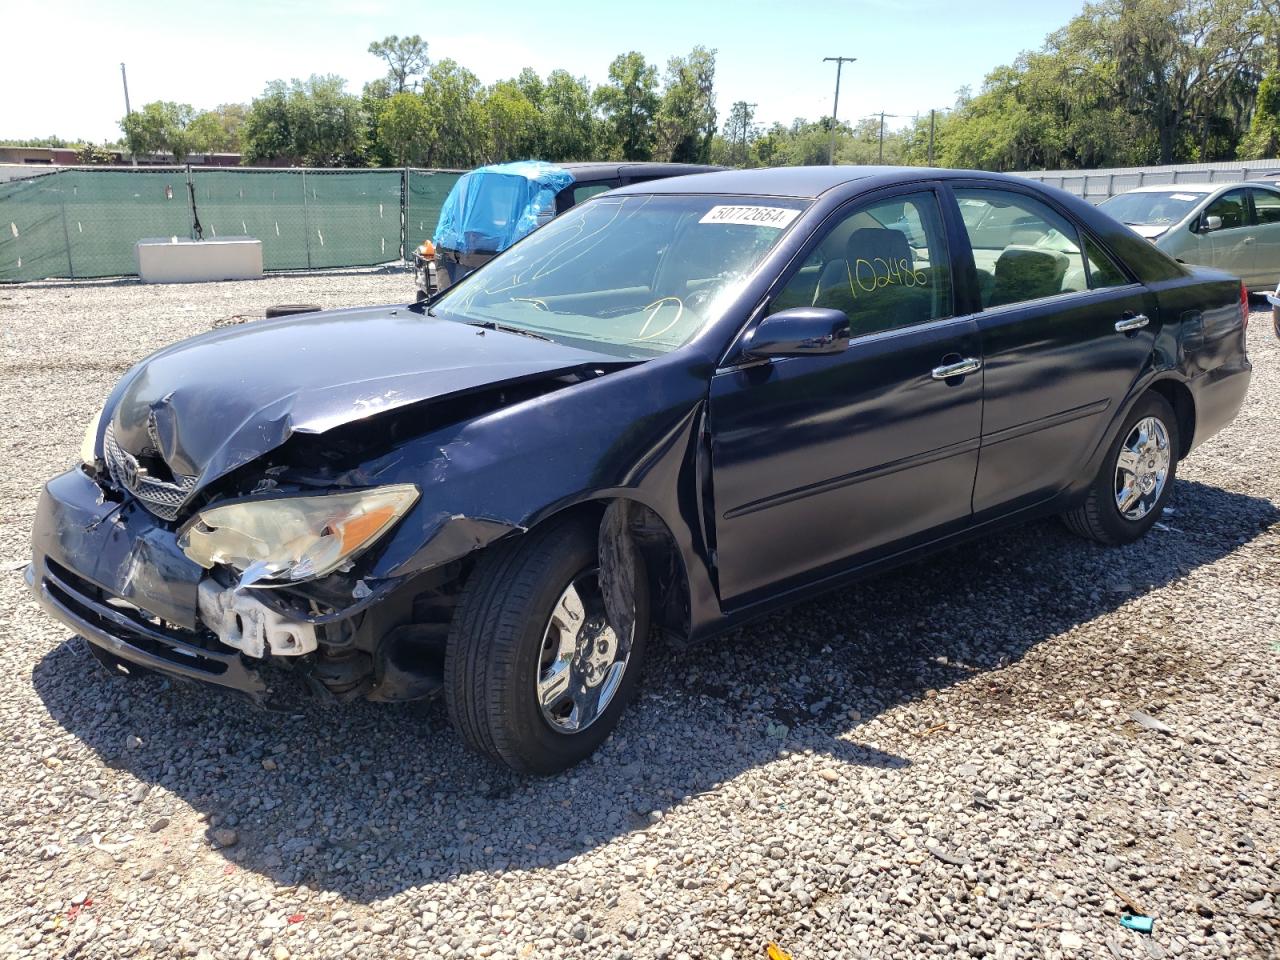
[0,166,461,282]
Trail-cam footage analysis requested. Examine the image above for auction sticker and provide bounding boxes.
[1170,193,1199,201]
[699,205,800,229]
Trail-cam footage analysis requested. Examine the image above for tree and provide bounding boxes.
[1241,69,1280,157]
[187,104,246,154]
[120,101,195,162]
[540,70,596,161]
[931,0,1267,170]
[376,91,432,165]
[594,52,659,160]
[75,143,115,164]
[420,60,486,167]
[722,100,759,166]
[654,46,718,163]
[368,35,429,93]
[241,76,366,166]
[482,80,539,162]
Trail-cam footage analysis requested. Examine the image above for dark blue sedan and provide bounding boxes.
[31,166,1251,773]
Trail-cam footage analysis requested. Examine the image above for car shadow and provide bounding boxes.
[31,478,1277,901]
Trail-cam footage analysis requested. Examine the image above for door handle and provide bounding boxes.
[931,357,982,380]
[1114,314,1150,333]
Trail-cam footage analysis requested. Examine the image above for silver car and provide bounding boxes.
[1099,182,1280,291]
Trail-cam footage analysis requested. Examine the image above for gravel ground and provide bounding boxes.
[0,269,1276,960]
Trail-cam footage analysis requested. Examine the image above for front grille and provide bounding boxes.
[103,423,197,521]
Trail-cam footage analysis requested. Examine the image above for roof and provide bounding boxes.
[607,165,1030,199]
[556,161,725,181]
[1119,183,1219,195]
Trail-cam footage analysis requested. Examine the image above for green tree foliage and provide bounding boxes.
[120,101,196,162]
[419,60,487,167]
[241,76,365,166]
[594,52,659,160]
[720,101,760,167]
[187,104,246,154]
[654,46,718,162]
[376,92,432,165]
[1241,70,1280,157]
[482,80,539,162]
[368,35,430,93]
[537,70,596,161]
[935,0,1268,169]
[75,143,115,164]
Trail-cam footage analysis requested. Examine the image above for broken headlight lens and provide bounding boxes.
[80,403,105,465]
[178,484,419,587]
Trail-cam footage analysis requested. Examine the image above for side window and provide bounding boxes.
[572,182,614,205]
[1251,188,1280,225]
[768,191,953,338]
[1082,235,1129,289]
[1203,190,1248,229]
[954,188,1090,307]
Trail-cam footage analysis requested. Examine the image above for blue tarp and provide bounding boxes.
[432,161,575,255]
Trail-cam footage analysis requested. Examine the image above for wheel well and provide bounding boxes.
[537,499,692,642]
[1147,379,1195,459]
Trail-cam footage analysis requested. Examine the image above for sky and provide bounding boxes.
[3,0,1087,144]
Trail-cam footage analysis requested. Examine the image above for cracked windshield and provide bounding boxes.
[435,194,809,357]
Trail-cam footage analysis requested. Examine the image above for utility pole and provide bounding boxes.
[823,56,856,165]
[120,62,137,167]
[874,111,903,163]
[928,109,936,167]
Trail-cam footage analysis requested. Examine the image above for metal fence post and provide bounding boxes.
[301,169,312,270]
[402,166,410,262]
[58,188,75,280]
[1138,171,1145,187]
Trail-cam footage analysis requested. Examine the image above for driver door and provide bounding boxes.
[708,188,984,607]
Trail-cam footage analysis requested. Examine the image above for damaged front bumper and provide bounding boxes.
[27,468,313,700]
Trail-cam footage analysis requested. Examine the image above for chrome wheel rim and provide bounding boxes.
[1114,416,1171,521]
[535,571,632,735]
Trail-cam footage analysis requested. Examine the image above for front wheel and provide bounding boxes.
[1062,391,1179,545]
[444,516,649,774]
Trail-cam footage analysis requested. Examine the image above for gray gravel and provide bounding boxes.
[0,269,1277,959]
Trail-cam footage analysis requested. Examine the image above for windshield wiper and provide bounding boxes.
[465,319,552,342]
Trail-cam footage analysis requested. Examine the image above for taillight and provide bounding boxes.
[1241,279,1250,331]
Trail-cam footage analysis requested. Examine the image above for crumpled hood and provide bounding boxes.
[108,304,612,490]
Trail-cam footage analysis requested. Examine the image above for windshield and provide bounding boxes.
[432,193,809,358]
[1099,190,1204,226]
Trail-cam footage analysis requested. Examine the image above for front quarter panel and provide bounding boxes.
[348,354,720,624]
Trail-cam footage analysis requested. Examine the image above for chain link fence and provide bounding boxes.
[0,166,462,282]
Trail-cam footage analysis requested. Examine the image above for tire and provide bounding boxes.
[1062,391,1179,545]
[444,516,650,774]
[264,304,322,318]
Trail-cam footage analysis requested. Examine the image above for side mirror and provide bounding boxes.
[1200,214,1223,233]
[742,307,850,359]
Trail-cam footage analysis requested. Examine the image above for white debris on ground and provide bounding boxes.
[0,269,1275,959]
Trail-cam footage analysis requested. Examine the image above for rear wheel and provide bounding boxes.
[444,516,649,774]
[1062,391,1179,545]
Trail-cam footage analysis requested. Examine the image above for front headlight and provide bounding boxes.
[178,484,419,587]
[80,403,106,465]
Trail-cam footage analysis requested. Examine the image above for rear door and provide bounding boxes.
[709,187,983,605]
[1247,186,1280,287]
[950,184,1160,516]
